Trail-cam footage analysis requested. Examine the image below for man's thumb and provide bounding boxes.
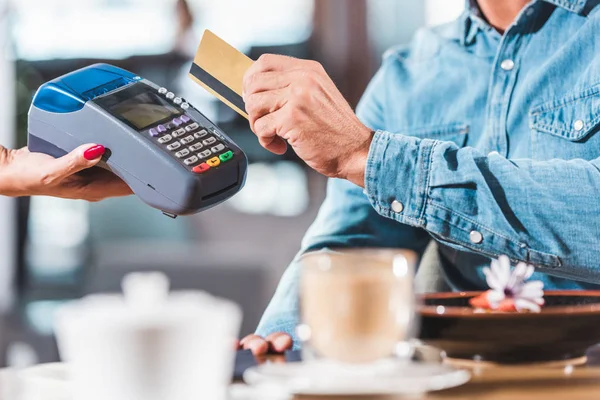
[50,144,105,179]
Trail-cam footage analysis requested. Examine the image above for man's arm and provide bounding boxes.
[253,178,431,346]
[242,54,600,284]
[240,59,431,355]
[365,134,600,282]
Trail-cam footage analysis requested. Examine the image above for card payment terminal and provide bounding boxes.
[28,64,248,217]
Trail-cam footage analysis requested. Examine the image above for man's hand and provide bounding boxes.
[238,333,293,356]
[0,144,132,201]
[243,54,373,187]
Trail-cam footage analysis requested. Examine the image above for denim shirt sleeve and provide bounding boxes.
[365,133,600,284]
[255,59,431,343]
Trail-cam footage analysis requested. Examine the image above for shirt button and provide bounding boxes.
[391,200,404,213]
[470,230,483,244]
[574,119,584,131]
[500,59,515,71]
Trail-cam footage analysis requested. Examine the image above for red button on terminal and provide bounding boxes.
[192,163,210,174]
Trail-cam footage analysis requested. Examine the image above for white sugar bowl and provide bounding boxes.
[54,272,242,400]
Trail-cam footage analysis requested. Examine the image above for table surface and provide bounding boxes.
[2,347,599,400]
[263,346,600,400]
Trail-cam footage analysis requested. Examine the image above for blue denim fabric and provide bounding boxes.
[257,0,600,347]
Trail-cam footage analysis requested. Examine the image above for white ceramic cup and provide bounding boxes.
[54,272,242,400]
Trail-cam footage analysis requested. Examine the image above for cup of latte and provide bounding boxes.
[298,249,418,364]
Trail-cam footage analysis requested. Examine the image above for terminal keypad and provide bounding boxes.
[145,95,234,174]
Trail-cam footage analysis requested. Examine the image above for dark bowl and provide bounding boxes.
[417,291,600,364]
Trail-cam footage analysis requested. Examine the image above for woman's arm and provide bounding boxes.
[0,143,131,201]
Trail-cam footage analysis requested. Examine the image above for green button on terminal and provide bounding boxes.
[219,150,234,162]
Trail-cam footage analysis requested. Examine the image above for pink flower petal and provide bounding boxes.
[493,256,512,287]
[512,262,530,285]
[516,281,544,299]
[486,290,505,307]
[483,267,504,292]
[523,265,535,280]
[515,298,542,313]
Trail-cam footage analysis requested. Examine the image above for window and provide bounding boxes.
[10,0,177,60]
[425,0,464,26]
[9,0,314,61]
[188,0,313,52]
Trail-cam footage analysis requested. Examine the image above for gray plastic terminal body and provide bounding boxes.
[28,78,247,216]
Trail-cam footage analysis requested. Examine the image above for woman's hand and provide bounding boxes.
[0,143,132,201]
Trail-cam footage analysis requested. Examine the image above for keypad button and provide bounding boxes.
[174,97,183,104]
[192,163,210,174]
[198,149,212,159]
[180,135,195,145]
[189,143,203,152]
[166,92,175,99]
[175,149,190,158]
[149,128,159,137]
[181,103,190,110]
[194,129,208,139]
[181,115,191,123]
[219,150,234,162]
[185,123,200,132]
[207,157,221,167]
[158,87,168,94]
[157,125,167,133]
[184,155,199,165]
[172,128,186,138]
[167,142,181,151]
[172,118,183,127]
[211,143,225,153]
[203,137,217,146]
[158,134,173,144]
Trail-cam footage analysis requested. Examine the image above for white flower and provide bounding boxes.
[482,255,545,313]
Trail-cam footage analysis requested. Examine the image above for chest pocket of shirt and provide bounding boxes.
[529,84,600,161]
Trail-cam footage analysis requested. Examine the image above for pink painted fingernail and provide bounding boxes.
[83,145,105,160]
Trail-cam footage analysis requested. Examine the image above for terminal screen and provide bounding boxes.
[110,91,179,129]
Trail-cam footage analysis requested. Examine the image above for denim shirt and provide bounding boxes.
[256,0,600,345]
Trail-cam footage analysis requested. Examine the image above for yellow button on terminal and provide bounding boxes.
[207,157,221,167]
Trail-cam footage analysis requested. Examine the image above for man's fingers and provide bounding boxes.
[243,70,298,101]
[240,335,270,356]
[246,88,288,132]
[265,333,293,353]
[243,54,322,97]
[48,144,105,181]
[253,107,288,155]
[245,54,298,78]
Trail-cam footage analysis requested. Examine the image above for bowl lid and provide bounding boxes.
[55,272,234,329]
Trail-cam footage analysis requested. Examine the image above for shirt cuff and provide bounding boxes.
[364,130,438,228]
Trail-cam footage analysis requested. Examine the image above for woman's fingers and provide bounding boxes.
[48,144,105,182]
[69,168,133,201]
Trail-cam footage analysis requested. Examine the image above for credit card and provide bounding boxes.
[189,30,254,119]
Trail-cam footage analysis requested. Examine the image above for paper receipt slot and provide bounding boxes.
[28,64,247,217]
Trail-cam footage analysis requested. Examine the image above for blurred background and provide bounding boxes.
[0,0,464,366]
